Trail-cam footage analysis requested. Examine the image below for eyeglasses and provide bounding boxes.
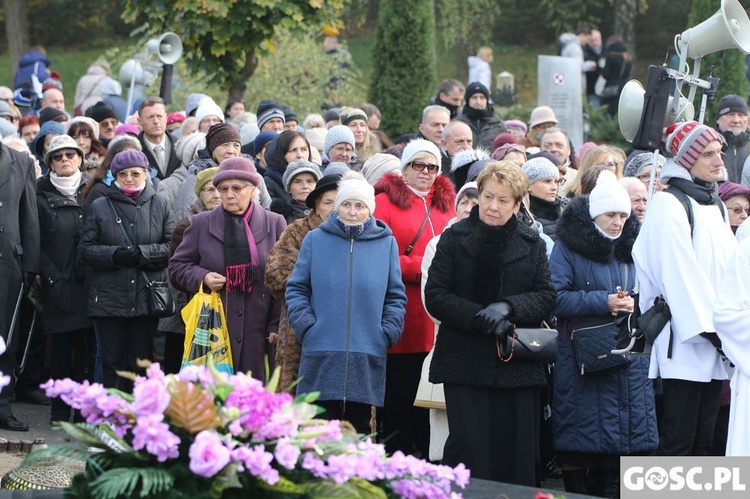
[637,172,660,182]
[52,150,78,162]
[410,161,439,174]
[116,170,145,180]
[556,178,566,186]
[595,161,617,170]
[728,205,750,216]
[218,184,253,194]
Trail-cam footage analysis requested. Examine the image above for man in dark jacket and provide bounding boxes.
[714,94,750,184]
[137,96,181,180]
[428,79,465,120]
[456,82,506,151]
[0,143,40,431]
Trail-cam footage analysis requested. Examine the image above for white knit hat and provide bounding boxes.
[335,170,376,214]
[362,153,401,186]
[588,170,631,219]
[522,157,559,184]
[195,98,224,128]
[400,138,441,169]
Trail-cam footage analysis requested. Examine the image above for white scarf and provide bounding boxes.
[49,171,81,198]
[594,222,621,241]
[407,185,431,198]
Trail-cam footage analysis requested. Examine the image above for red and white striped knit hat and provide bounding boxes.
[665,121,723,171]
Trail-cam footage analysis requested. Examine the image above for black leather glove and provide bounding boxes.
[489,318,514,339]
[473,301,512,335]
[22,272,36,289]
[112,247,141,267]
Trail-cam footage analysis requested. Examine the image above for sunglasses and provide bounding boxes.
[52,150,78,162]
[218,184,252,194]
[410,161,439,174]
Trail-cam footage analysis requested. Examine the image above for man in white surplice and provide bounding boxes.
[714,235,750,456]
[633,121,737,456]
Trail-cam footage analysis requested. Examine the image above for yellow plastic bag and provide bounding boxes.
[180,284,234,375]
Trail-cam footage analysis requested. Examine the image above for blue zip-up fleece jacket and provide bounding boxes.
[286,214,407,407]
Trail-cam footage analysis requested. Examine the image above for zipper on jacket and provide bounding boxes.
[343,237,354,410]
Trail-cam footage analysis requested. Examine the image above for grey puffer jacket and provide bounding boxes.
[79,183,175,318]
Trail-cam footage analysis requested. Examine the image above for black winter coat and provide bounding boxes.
[37,176,90,334]
[529,194,567,241]
[425,207,556,389]
[79,183,174,318]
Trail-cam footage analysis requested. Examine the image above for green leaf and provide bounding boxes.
[210,462,243,499]
[89,467,174,499]
[256,474,306,494]
[56,422,135,454]
[21,445,92,468]
[302,479,383,498]
[348,478,389,499]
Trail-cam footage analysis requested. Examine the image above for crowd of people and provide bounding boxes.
[2,40,750,499]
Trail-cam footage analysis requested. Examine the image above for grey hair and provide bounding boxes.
[421,105,450,124]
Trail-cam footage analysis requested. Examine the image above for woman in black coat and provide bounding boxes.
[37,135,95,422]
[79,150,174,390]
[425,161,556,486]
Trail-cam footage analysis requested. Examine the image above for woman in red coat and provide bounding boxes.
[374,138,455,456]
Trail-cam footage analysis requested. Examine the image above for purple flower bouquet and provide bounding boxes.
[24,362,470,498]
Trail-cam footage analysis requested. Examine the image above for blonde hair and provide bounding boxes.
[476,161,529,202]
[567,145,621,196]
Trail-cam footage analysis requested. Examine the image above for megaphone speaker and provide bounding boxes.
[679,0,750,59]
[147,32,183,65]
[119,60,157,87]
[618,80,645,142]
[619,77,696,143]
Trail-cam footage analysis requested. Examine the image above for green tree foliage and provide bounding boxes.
[369,0,437,138]
[687,0,749,120]
[122,0,347,99]
[244,29,366,117]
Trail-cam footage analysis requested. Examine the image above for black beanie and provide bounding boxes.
[38,107,67,125]
[464,82,491,103]
[88,101,118,123]
[206,123,241,154]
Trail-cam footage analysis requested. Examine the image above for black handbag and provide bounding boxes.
[142,274,177,318]
[497,323,558,363]
[107,199,176,318]
[570,318,629,375]
[612,295,672,355]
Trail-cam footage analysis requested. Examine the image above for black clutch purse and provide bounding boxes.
[497,324,558,363]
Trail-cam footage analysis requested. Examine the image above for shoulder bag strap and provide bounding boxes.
[404,202,434,256]
[107,198,153,286]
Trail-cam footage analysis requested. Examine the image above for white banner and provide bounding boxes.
[537,55,584,154]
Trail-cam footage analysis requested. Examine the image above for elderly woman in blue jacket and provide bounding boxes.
[549,171,657,498]
[286,171,407,434]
